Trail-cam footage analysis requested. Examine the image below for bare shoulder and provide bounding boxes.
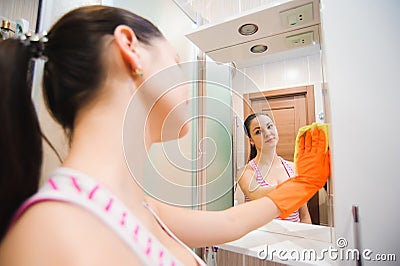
[237,164,252,180]
[0,201,142,266]
[237,164,255,188]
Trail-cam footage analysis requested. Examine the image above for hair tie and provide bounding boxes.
[19,32,48,60]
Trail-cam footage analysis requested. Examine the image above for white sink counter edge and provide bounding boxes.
[216,219,338,265]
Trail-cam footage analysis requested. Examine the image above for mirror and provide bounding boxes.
[184,0,333,241]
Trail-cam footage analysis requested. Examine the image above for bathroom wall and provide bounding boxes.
[321,0,399,263]
[0,0,39,33]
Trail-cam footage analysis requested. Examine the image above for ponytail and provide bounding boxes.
[0,39,43,241]
[244,113,258,162]
[248,144,257,162]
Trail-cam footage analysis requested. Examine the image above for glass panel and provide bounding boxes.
[204,59,233,210]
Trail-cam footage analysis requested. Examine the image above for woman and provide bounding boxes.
[239,113,311,223]
[0,6,329,265]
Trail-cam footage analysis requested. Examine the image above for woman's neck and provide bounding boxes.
[62,88,148,206]
[254,147,278,166]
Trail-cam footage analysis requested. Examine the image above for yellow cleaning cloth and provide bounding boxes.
[293,123,329,172]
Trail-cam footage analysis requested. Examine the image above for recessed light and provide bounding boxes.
[250,44,268,53]
[238,23,258,36]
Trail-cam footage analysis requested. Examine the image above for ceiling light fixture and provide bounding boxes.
[238,23,258,36]
[250,44,268,53]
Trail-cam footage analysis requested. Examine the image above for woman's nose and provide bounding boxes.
[263,128,271,136]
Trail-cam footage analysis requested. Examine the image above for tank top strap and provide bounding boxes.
[249,159,262,179]
[143,201,207,266]
[279,157,296,178]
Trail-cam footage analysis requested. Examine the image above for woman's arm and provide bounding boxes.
[146,195,280,248]
[299,203,312,224]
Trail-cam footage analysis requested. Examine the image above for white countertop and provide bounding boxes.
[216,219,338,265]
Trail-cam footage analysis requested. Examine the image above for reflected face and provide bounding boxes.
[143,38,190,142]
[249,115,279,151]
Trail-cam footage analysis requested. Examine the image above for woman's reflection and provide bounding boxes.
[237,113,311,223]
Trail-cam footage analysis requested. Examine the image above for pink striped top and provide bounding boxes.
[11,167,206,266]
[244,157,300,222]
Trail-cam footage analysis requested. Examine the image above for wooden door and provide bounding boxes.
[243,85,321,224]
[251,95,308,161]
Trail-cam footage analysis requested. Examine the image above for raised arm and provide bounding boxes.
[146,195,279,248]
[148,125,329,248]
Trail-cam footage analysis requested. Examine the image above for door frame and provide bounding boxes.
[243,85,315,124]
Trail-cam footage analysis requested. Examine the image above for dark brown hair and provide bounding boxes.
[0,39,43,240]
[0,5,163,241]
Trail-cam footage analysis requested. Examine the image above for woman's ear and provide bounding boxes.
[249,138,254,145]
[113,25,142,72]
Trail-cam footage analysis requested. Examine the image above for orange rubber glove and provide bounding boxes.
[266,124,330,219]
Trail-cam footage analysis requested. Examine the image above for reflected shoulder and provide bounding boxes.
[237,164,253,182]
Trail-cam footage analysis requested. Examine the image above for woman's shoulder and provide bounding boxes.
[0,201,141,265]
[237,163,255,180]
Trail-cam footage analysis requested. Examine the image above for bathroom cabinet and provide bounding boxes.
[217,249,285,266]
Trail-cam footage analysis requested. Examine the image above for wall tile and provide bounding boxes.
[263,60,285,90]
[308,52,323,83]
[283,56,309,87]
[243,64,265,93]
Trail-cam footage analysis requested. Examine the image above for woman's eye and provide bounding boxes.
[255,130,261,134]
